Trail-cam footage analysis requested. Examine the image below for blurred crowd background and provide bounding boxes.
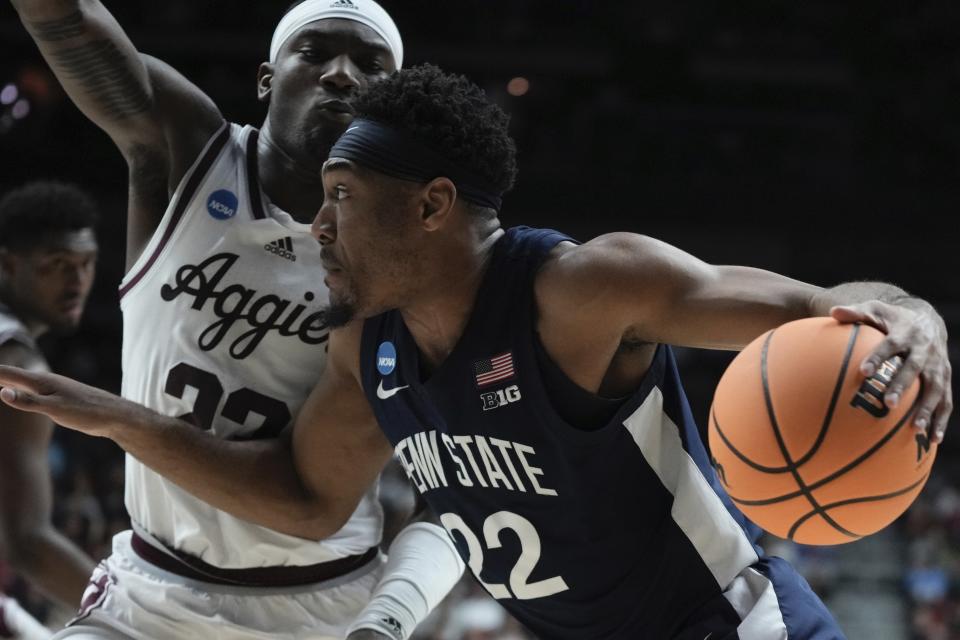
[1,1,958,638]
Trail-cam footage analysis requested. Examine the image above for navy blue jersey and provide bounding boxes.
[361,227,844,639]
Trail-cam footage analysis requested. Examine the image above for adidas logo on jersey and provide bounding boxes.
[264,237,296,262]
[330,0,357,8]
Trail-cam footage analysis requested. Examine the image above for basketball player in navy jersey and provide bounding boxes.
[0,66,951,638]
[0,181,99,635]
[10,1,463,639]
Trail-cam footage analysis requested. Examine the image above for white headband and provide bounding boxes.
[270,0,403,69]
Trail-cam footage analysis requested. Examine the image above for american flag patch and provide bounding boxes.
[473,352,516,388]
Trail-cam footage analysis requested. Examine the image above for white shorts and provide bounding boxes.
[54,531,384,640]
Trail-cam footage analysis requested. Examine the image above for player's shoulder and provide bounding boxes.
[548,232,671,268]
[0,342,53,446]
[141,54,224,152]
[536,233,669,305]
[0,340,48,373]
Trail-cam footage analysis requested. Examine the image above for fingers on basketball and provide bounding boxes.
[708,317,935,545]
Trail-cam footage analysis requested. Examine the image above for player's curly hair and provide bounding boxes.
[0,181,99,252]
[353,64,518,205]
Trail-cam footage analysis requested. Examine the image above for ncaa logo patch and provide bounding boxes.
[207,189,238,220]
[377,341,397,375]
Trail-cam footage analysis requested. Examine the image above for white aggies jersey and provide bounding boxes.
[120,123,382,568]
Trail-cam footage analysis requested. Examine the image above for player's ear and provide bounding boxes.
[419,177,456,232]
[257,63,275,103]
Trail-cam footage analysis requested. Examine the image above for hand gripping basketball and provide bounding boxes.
[830,300,952,443]
[708,317,937,545]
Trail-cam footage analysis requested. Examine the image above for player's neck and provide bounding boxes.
[257,124,327,224]
[400,226,503,372]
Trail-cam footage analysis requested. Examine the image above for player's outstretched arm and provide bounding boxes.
[0,325,394,540]
[289,321,398,537]
[0,343,95,608]
[536,233,951,440]
[10,0,223,262]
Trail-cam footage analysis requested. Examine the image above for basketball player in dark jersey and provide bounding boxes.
[0,182,99,617]
[0,66,951,638]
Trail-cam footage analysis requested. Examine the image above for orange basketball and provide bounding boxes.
[708,317,936,545]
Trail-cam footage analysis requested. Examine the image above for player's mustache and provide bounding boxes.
[319,248,343,270]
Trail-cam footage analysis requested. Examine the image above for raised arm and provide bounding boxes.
[0,343,95,608]
[537,233,952,439]
[0,323,394,540]
[10,0,223,263]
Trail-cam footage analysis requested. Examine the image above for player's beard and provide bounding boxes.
[304,122,346,165]
[323,300,356,328]
[323,280,359,328]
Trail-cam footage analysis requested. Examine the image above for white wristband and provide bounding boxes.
[346,522,465,640]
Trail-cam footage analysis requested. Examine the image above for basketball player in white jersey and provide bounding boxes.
[10,1,463,638]
[0,182,100,639]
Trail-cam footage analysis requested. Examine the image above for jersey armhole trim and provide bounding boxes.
[245,129,268,220]
[0,331,37,354]
[119,122,231,301]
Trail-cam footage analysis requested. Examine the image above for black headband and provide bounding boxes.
[328,118,503,211]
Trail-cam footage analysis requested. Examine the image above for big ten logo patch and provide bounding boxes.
[850,355,902,418]
[481,384,521,411]
[207,189,238,220]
